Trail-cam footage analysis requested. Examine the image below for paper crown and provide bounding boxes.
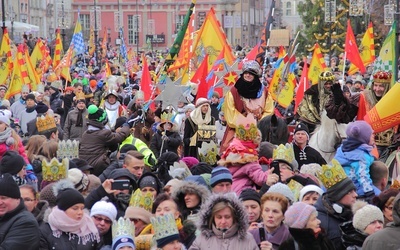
[36,83,45,94]
[168,160,192,180]
[57,140,79,160]
[160,111,174,124]
[319,71,335,81]
[316,159,347,189]
[21,84,30,93]
[42,158,69,182]
[112,217,135,246]
[287,179,303,202]
[151,214,179,242]
[273,143,295,164]
[235,113,259,142]
[51,80,63,90]
[373,71,392,83]
[75,92,86,101]
[198,140,218,165]
[36,113,57,134]
[128,189,153,212]
[46,72,58,83]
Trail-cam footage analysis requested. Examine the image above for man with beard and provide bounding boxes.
[220,60,274,153]
[85,168,137,218]
[63,96,88,142]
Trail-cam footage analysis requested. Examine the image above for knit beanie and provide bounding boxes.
[299,185,324,201]
[346,121,373,144]
[267,183,295,203]
[185,175,208,188]
[0,110,10,126]
[35,102,49,114]
[40,182,57,207]
[326,177,356,203]
[210,166,232,187]
[352,201,384,231]
[294,123,309,138]
[0,173,20,199]
[56,188,85,211]
[0,151,26,175]
[190,162,213,175]
[68,169,90,192]
[239,188,261,205]
[181,157,200,169]
[90,201,118,221]
[87,104,107,123]
[89,79,97,88]
[139,175,159,191]
[284,202,317,229]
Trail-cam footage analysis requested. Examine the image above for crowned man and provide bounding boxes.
[102,89,127,130]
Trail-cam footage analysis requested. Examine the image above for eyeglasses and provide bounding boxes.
[23,197,35,202]
[93,215,112,224]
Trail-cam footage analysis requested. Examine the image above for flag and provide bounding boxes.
[70,16,85,55]
[53,29,64,68]
[308,43,326,85]
[105,59,111,77]
[345,20,366,74]
[277,63,297,108]
[190,7,235,73]
[373,21,396,87]
[30,39,52,78]
[192,54,209,100]
[88,26,95,56]
[101,29,107,58]
[239,42,260,69]
[5,45,32,99]
[140,54,153,101]
[278,46,286,58]
[165,0,196,67]
[365,83,400,133]
[0,28,13,86]
[256,0,275,63]
[295,59,309,114]
[348,22,375,75]
[24,46,40,91]
[54,47,73,83]
[119,28,128,63]
[268,56,286,101]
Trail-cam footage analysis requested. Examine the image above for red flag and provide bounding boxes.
[239,43,260,69]
[294,59,309,114]
[345,20,366,74]
[192,54,209,100]
[140,54,152,101]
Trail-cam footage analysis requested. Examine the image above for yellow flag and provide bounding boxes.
[0,28,13,86]
[24,48,40,91]
[53,29,64,68]
[5,45,32,99]
[55,47,73,83]
[308,43,327,85]
[348,22,375,75]
[277,71,296,108]
[268,56,286,101]
[88,26,95,56]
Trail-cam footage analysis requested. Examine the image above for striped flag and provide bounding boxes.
[53,29,64,68]
[308,43,326,85]
[5,45,32,99]
[54,47,73,83]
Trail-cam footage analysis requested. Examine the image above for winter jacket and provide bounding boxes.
[339,221,366,250]
[0,199,40,249]
[189,193,258,250]
[249,223,291,250]
[150,128,181,158]
[279,228,335,250]
[32,200,50,225]
[334,144,375,196]
[183,116,215,158]
[228,161,268,195]
[172,181,211,224]
[362,193,400,250]
[63,107,88,141]
[50,91,63,112]
[292,143,327,170]
[79,120,130,176]
[121,136,157,168]
[0,137,29,164]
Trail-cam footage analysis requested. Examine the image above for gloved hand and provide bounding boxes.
[331,83,344,105]
[26,170,38,183]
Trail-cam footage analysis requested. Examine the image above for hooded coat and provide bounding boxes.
[362,193,400,250]
[189,193,258,250]
[150,122,182,158]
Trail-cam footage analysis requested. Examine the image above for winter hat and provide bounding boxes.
[114,116,127,130]
[0,151,26,175]
[56,187,85,211]
[242,60,261,76]
[139,175,159,191]
[0,110,10,126]
[181,157,199,169]
[0,173,21,199]
[68,168,90,192]
[346,120,373,144]
[90,201,118,221]
[35,102,49,114]
[39,182,57,207]
[210,166,232,187]
[25,93,36,101]
[89,79,97,88]
[195,97,210,108]
[268,183,295,203]
[284,202,317,229]
[184,104,195,113]
[190,162,213,175]
[326,177,356,203]
[87,104,107,123]
[372,188,400,210]
[125,206,153,225]
[131,84,140,90]
[299,185,324,201]
[185,175,208,188]
[294,123,309,138]
[239,188,261,205]
[352,201,384,231]
[71,158,94,172]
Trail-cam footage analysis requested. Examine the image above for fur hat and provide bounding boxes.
[284,202,317,229]
[0,151,25,175]
[210,166,232,187]
[90,201,118,221]
[0,173,20,199]
[268,183,295,203]
[346,120,373,144]
[352,201,384,231]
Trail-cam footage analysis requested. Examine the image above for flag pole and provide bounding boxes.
[342,51,347,81]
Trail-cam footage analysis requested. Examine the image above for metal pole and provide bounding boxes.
[136,0,139,56]
[94,0,99,66]
[1,0,5,32]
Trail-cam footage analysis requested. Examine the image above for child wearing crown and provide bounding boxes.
[218,114,270,195]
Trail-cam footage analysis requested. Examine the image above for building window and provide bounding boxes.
[79,14,90,38]
[175,14,185,32]
[128,15,140,45]
[286,2,292,16]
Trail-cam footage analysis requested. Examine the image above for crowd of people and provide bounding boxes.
[0,42,399,250]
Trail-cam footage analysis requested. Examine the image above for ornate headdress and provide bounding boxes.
[75,91,86,101]
[319,71,335,81]
[160,111,174,124]
[151,214,180,248]
[112,217,135,250]
[316,159,347,189]
[36,113,57,134]
[42,158,69,182]
[128,189,153,212]
[168,161,192,180]
[198,140,218,165]
[273,143,298,171]
[57,140,79,160]
[373,71,392,83]
[235,113,260,143]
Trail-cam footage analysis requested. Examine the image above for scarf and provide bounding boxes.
[341,137,371,152]
[12,174,27,186]
[190,104,211,125]
[76,108,85,127]
[234,75,262,99]
[321,194,353,221]
[48,206,100,245]
[26,106,36,113]
[0,127,12,144]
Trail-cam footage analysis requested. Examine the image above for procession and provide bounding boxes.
[0,0,400,249]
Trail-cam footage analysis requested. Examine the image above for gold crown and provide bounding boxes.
[198,140,218,165]
[287,179,303,202]
[319,71,335,81]
[235,114,259,142]
[112,217,135,241]
[168,160,192,180]
[273,144,295,165]
[57,140,79,160]
[36,113,57,134]
[160,111,174,124]
[42,158,69,182]
[317,159,347,189]
[75,92,86,101]
[373,71,392,83]
[151,214,179,241]
[129,189,153,212]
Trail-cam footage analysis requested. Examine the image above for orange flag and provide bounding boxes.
[5,45,32,99]
[295,59,309,114]
[348,22,375,75]
[54,47,73,83]
[345,20,365,74]
[140,54,153,101]
[308,43,326,85]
